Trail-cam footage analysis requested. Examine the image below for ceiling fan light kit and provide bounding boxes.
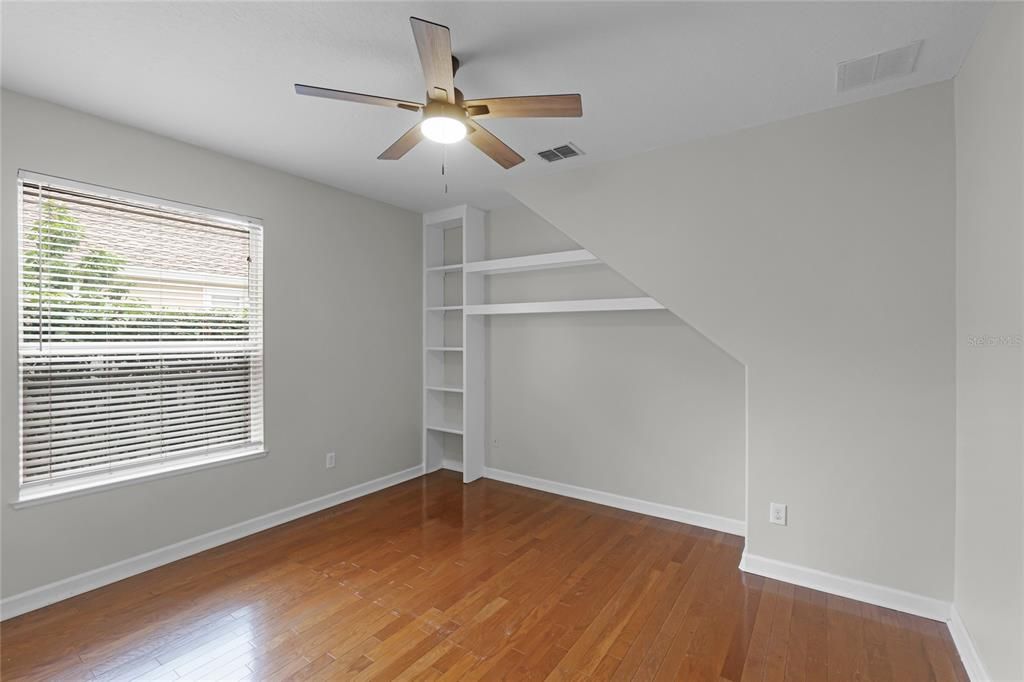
[295,16,582,169]
[420,101,468,144]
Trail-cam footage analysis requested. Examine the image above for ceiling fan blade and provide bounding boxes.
[464,94,582,120]
[378,123,425,160]
[466,122,525,169]
[295,84,422,112]
[410,17,456,104]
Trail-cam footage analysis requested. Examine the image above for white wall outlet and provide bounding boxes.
[325,452,336,469]
[769,502,787,526]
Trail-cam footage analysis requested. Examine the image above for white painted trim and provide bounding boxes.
[18,169,262,226]
[463,249,599,275]
[947,605,991,682]
[460,206,486,484]
[465,297,665,316]
[425,263,462,273]
[425,385,464,394]
[425,423,464,436]
[441,458,463,473]
[13,448,268,508]
[0,464,425,621]
[483,466,745,536]
[738,551,951,622]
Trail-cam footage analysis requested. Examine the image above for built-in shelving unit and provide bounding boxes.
[422,204,664,483]
[466,297,664,316]
[425,263,463,273]
[422,205,484,482]
[426,385,465,393]
[425,422,464,436]
[463,248,599,275]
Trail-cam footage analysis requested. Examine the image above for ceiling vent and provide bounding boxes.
[537,143,584,163]
[837,41,922,92]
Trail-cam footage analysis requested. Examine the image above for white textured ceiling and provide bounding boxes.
[2,2,988,212]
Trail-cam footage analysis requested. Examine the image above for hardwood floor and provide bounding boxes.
[2,470,967,681]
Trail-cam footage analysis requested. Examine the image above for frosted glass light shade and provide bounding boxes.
[421,116,467,144]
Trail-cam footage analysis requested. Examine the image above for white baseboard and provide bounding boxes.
[0,464,425,621]
[441,458,463,473]
[738,551,950,622]
[947,605,991,682]
[739,552,996,677]
[483,466,745,537]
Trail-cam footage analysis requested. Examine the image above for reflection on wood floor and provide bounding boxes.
[1,470,967,681]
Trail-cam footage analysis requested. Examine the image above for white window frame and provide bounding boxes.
[13,170,266,507]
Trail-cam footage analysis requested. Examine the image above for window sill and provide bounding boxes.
[11,447,268,508]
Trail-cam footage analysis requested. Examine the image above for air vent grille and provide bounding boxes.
[837,41,922,92]
[537,142,584,162]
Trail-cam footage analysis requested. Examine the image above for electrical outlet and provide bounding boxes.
[769,503,787,526]
[325,452,336,469]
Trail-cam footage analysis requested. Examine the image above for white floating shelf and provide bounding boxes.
[426,385,464,393]
[426,305,464,312]
[464,249,599,275]
[426,263,463,273]
[464,297,665,315]
[425,346,463,352]
[425,422,464,435]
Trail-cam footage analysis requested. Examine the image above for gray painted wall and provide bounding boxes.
[482,204,746,524]
[510,82,957,601]
[0,91,422,598]
[954,4,1024,679]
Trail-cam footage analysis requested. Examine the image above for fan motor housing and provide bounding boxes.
[422,100,468,123]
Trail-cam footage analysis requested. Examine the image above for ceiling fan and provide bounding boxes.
[295,17,582,169]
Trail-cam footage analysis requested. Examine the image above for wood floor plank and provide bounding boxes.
[826,594,868,682]
[631,537,716,679]
[545,539,671,680]
[0,471,967,682]
[782,586,828,682]
[669,539,750,682]
[762,581,796,682]
[740,577,783,681]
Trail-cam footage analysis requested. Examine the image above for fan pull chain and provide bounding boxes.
[441,146,448,194]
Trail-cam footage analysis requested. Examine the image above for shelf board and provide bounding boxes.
[463,249,599,275]
[465,298,665,315]
[426,385,464,393]
[425,305,464,312]
[426,263,463,273]
[425,346,463,352]
[425,423,464,436]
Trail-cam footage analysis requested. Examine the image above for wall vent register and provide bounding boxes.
[836,41,922,92]
[16,171,264,501]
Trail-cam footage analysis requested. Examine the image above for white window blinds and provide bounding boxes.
[17,172,264,490]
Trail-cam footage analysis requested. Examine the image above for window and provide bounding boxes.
[17,171,264,501]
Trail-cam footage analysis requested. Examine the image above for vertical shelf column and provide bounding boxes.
[462,207,486,483]
[422,209,465,474]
